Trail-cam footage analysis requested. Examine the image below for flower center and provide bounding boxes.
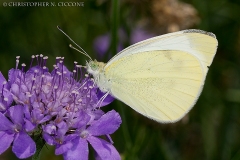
[80,130,89,139]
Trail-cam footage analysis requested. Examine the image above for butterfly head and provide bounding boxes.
[86,60,105,77]
[86,60,110,93]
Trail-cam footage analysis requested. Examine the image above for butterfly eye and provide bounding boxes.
[91,63,97,70]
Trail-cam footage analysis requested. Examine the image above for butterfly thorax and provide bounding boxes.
[86,60,111,93]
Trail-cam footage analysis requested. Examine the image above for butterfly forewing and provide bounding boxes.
[105,30,218,75]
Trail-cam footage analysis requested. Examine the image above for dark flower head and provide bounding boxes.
[93,29,127,59]
[93,27,155,58]
[130,27,156,44]
[0,55,120,160]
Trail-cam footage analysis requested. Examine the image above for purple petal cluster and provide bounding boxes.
[0,55,121,160]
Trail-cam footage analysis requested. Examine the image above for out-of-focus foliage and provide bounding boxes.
[0,0,240,159]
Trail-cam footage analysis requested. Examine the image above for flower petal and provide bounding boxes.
[63,137,88,160]
[55,141,73,155]
[0,131,14,154]
[91,109,105,121]
[87,136,121,160]
[1,90,13,108]
[0,72,12,110]
[43,124,56,134]
[0,102,7,112]
[87,110,122,136]
[0,112,13,131]
[73,110,91,129]
[26,66,44,74]
[97,91,114,107]
[8,69,18,85]
[10,83,20,97]
[24,119,36,132]
[43,132,55,145]
[12,131,36,159]
[7,105,24,125]
[39,115,51,123]
[56,121,68,137]
[0,72,7,88]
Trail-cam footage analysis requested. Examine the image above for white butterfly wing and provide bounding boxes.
[106,29,218,75]
[105,50,205,122]
[103,30,218,123]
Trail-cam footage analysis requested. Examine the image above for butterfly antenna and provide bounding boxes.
[57,26,92,61]
[69,44,92,60]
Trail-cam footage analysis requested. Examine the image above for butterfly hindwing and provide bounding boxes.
[105,50,204,122]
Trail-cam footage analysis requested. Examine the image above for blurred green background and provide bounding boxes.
[0,0,240,159]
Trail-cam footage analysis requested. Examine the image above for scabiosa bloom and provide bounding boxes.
[0,55,121,160]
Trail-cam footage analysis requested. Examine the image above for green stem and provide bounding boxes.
[110,0,133,153]
[32,136,45,160]
[110,0,119,55]
[118,101,132,150]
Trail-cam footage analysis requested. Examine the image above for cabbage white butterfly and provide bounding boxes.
[59,27,218,123]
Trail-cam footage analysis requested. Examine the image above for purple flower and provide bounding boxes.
[0,55,120,159]
[63,110,121,160]
[0,105,36,158]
